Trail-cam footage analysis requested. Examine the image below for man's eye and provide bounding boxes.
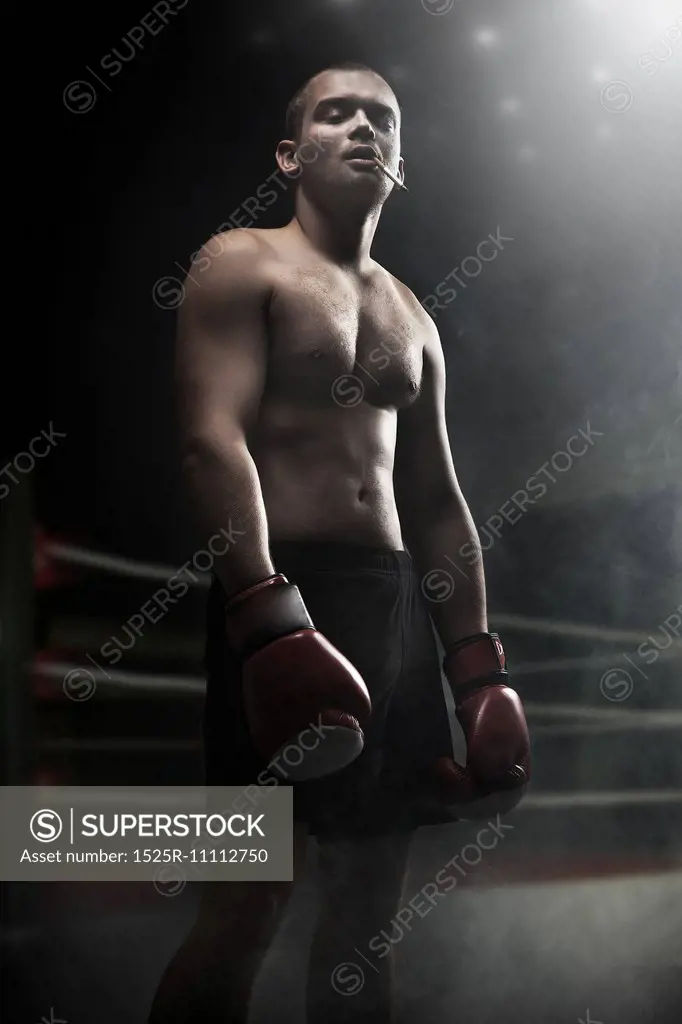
[326,111,344,122]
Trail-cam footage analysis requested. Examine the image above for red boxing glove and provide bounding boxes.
[225,574,372,781]
[435,632,530,819]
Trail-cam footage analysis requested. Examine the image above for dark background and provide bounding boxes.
[44,0,682,560]
[2,0,681,1021]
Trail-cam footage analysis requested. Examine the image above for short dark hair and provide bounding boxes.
[284,62,394,142]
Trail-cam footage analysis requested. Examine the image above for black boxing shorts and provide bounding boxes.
[202,540,458,840]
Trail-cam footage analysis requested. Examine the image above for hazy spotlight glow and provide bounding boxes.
[586,0,682,51]
[586,0,627,13]
[500,97,521,115]
[474,28,498,48]
[595,123,616,140]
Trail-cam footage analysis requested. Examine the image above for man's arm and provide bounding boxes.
[177,231,372,772]
[395,302,530,814]
[176,230,275,598]
[394,313,487,648]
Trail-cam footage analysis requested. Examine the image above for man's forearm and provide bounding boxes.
[182,436,275,599]
[403,497,488,652]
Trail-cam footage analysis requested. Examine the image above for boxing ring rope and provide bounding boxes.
[30,536,682,816]
[29,656,682,726]
[519,790,682,810]
[506,649,681,675]
[40,738,200,753]
[35,659,205,695]
[43,539,678,644]
[44,539,211,586]
[28,659,682,809]
[491,612,676,645]
[36,540,681,706]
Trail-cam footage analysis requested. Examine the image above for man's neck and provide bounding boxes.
[292,191,381,272]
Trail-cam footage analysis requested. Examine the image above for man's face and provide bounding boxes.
[294,69,403,199]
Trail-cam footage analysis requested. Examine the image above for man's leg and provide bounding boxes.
[307,831,412,1024]
[148,823,308,1024]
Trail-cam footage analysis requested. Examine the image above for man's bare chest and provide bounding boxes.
[266,266,424,409]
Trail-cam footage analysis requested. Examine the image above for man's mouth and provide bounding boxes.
[345,145,381,163]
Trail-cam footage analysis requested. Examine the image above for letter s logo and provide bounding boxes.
[30,809,63,842]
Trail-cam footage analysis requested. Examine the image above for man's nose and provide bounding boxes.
[349,113,376,139]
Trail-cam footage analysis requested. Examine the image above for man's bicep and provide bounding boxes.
[176,237,269,447]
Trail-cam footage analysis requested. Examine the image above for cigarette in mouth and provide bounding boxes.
[373,158,408,192]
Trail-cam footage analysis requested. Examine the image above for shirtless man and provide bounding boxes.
[148,61,529,1024]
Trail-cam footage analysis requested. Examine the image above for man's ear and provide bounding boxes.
[396,155,405,187]
[276,139,300,177]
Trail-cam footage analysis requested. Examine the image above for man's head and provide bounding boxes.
[276,63,404,208]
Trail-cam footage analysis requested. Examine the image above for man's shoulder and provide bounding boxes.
[201,226,286,265]
[185,227,286,296]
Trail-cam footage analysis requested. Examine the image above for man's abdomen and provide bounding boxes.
[260,454,403,547]
[252,405,404,548]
